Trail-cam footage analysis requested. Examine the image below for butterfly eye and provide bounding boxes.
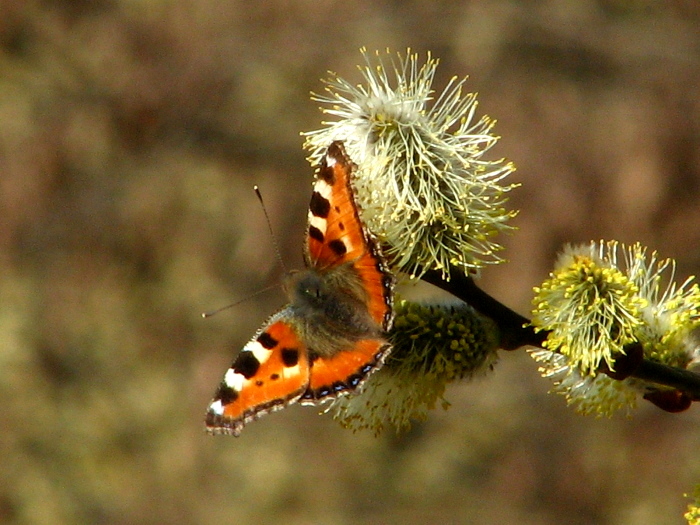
[297,278,321,300]
[293,273,326,305]
[307,285,322,299]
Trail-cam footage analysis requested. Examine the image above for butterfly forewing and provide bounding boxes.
[205,315,310,435]
[306,142,394,330]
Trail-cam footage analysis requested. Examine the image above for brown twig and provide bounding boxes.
[422,268,545,350]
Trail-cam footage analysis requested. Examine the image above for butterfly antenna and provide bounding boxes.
[201,283,281,318]
[254,185,289,275]
[202,186,288,319]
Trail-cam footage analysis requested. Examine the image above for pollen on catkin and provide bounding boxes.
[304,48,517,280]
[328,299,500,434]
[530,241,700,417]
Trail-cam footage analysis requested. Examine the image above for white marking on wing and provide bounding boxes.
[308,213,327,234]
[243,340,273,364]
[314,179,333,200]
[209,399,224,415]
[341,237,354,253]
[283,364,301,377]
[224,369,245,391]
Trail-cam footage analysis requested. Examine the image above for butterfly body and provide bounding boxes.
[206,141,394,436]
[286,264,383,354]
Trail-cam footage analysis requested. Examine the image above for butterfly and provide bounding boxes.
[205,141,395,436]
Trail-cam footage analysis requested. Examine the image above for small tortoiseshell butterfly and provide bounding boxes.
[205,141,395,436]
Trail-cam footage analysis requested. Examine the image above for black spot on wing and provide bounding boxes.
[328,239,347,256]
[301,381,349,401]
[281,348,299,367]
[347,374,363,387]
[257,332,278,349]
[318,161,336,185]
[309,191,331,218]
[234,352,261,379]
[217,384,238,405]
[309,225,324,243]
[316,386,331,397]
[332,381,348,392]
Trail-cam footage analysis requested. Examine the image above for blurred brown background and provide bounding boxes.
[1,1,699,524]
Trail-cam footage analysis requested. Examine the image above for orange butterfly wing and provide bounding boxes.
[205,315,310,436]
[302,339,388,403]
[306,141,394,331]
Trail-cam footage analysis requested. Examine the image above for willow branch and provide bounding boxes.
[421,265,700,403]
[421,268,545,350]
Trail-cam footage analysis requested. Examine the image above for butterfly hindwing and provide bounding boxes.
[301,339,389,403]
[205,313,310,436]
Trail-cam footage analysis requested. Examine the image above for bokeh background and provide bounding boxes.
[2,1,700,524]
